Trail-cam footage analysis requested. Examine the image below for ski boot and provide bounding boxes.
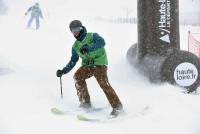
[110,106,124,118]
[79,103,92,110]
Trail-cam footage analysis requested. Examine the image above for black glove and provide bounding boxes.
[80,44,89,54]
[56,69,64,77]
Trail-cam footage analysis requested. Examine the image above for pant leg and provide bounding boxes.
[35,17,40,29]
[94,66,123,109]
[27,16,34,28]
[73,66,94,105]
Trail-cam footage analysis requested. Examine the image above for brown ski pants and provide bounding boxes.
[73,65,122,109]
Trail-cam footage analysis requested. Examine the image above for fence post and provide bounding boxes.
[188,30,191,52]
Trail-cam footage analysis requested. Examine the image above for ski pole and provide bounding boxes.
[59,77,63,99]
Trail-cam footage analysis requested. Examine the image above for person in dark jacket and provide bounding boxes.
[56,20,123,116]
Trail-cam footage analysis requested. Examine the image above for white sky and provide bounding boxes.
[180,0,200,13]
[2,0,199,21]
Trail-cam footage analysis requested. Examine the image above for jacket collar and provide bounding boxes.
[75,26,87,41]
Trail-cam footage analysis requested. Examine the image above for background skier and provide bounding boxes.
[25,2,43,30]
[56,20,123,116]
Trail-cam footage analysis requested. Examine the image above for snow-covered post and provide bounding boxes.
[127,0,200,92]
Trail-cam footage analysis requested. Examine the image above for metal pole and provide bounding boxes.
[59,77,63,99]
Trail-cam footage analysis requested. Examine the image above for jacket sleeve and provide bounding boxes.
[27,7,32,12]
[87,33,105,52]
[62,48,79,74]
[38,8,43,18]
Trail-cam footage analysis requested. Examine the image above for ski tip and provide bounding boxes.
[51,107,64,115]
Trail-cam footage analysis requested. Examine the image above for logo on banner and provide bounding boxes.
[160,32,170,43]
[174,62,198,87]
[158,0,171,44]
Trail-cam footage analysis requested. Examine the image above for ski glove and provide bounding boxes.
[56,70,64,77]
[80,44,89,54]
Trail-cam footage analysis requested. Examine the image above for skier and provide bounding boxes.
[56,20,123,116]
[25,2,43,30]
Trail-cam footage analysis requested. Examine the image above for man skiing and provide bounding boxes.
[56,20,123,116]
[25,2,43,30]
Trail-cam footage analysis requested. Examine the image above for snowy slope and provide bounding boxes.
[0,0,200,134]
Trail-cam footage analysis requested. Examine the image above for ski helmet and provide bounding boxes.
[69,20,82,32]
[35,2,39,6]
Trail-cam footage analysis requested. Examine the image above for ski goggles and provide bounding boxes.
[71,27,83,33]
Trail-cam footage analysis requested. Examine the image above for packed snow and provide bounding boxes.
[0,0,200,134]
